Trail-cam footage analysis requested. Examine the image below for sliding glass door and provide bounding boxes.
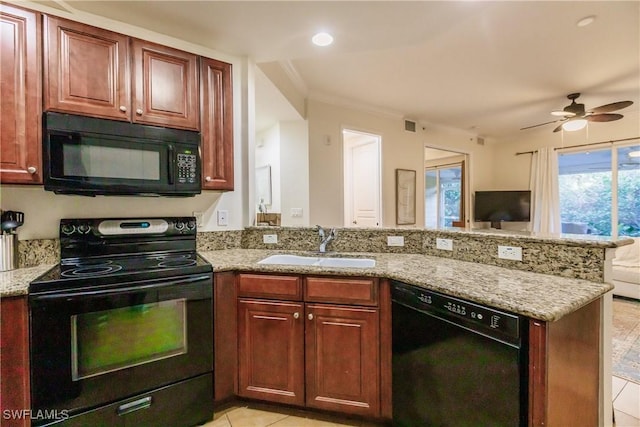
[425,164,463,228]
[558,143,639,237]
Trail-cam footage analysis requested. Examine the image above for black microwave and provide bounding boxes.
[43,112,202,196]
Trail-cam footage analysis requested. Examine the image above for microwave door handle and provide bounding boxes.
[168,145,175,185]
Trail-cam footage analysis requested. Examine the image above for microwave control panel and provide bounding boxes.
[177,152,198,184]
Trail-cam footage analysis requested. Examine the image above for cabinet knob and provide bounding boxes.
[308,313,314,320]
[205,176,213,182]
[27,166,37,174]
[119,106,127,112]
[293,312,300,319]
[136,109,143,115]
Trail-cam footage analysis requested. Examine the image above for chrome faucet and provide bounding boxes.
[316,225,337,253]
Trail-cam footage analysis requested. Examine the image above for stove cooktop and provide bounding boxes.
[30,251,213,294]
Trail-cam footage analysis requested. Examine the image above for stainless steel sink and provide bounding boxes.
[258,254,375,268]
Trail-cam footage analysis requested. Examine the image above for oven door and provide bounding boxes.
[29,274,213,419]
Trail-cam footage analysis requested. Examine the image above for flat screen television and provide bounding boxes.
[474,190,531,229]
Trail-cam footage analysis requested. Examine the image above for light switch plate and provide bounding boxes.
[263,234,278,244]
[387,236,405,246]
[290,208,303,217]
[498,245,522,261]
[436,238,453,251]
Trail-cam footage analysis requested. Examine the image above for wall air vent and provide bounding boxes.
[404,120,417,133]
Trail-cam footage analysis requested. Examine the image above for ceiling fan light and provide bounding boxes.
[562,119,588,131]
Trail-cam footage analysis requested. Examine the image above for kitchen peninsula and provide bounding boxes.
[1,226,627,427]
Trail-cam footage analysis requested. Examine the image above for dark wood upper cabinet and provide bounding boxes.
[200,57,234,190]
[43,19,200,131]
[131,39,199,130]
[43,15,130,121]
[0,3,42,184]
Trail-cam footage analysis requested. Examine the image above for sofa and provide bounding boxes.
[612,238,640,300]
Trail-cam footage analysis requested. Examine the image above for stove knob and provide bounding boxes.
[187,220,196,230]
[77,224,91,234]
[175,221,185,231]
[61,224,75,235]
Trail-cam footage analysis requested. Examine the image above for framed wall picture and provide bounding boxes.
[396,169,416,225]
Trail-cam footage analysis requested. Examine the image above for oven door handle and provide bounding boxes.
[31,274,211,300]
[117,396,152,416]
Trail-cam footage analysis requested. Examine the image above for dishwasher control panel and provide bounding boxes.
[391,280,521,346]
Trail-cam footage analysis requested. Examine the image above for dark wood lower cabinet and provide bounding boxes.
[305,304,380,417]
[237,299,305,406]
[528,299,600,426]
[0,296,30,427]
[213,272,237,404]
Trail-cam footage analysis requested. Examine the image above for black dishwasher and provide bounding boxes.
[391,281,528,427]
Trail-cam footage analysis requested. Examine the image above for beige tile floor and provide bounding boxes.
[201,403,381,427]
[613,376,640,427]
[201,377,640,427]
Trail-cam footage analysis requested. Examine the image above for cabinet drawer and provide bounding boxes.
[304,277,378,306]
[238,274,302,300]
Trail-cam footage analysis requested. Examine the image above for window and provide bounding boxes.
[558,143,640,237]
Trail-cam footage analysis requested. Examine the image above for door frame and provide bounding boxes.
[343,128,382,227]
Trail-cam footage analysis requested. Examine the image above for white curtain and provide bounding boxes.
[529,147,561,234]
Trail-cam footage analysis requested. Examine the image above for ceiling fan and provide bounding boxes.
[521,93,633,132]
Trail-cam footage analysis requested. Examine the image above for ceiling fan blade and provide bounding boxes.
[520,119,563,130]
[586,113,624,122]
[553,123,564,133]
[589,101,633,114]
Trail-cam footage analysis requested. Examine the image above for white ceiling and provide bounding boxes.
[46,1,640,140]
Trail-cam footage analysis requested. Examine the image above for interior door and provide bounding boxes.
[344,130,381,227]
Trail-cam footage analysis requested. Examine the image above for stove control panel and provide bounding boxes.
[60,217,198,237]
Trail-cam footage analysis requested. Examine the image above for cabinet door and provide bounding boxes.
[43,16,130,121]
[132,39,199,130]
[1,4,41,184]
[305,304,380,417]
[237,299,304,406]
[213,272,236,404]
[200,57,233,190]
[0,297,30,427]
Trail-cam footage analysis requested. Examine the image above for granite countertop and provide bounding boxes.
[198,249,613,322]
[0,249,613,322]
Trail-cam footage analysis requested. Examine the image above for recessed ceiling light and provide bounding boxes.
[577,15,596,27]
[312,32,334,47]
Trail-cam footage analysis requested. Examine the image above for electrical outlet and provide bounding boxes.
[290,208,303,217]
[387,236,405,246]
[263,234,278,244]
[217,210,228,226]
[436,238,453,251]
[498,245,523,261]
[193,211,204,227]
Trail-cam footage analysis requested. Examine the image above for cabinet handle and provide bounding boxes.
[136,109,143,115]
[293,312,300,319]
[119,106,127,112]
[308,313,314,320]
[205,176,213,182]
[27,166,37,174]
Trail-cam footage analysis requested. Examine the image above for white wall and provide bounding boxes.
[279,120,310,226]
[0,1,248,239]
[307,98,494,227]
